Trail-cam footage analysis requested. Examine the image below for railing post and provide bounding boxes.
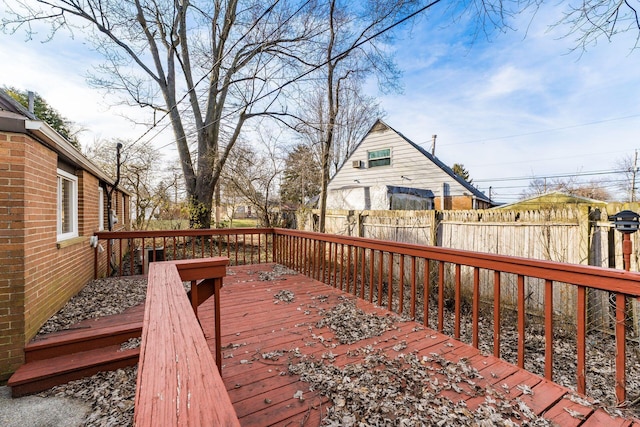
[107,238,112,276]
[271,232,276,264]
[493,271,501,358]
[214,276,223,373]
[577,286,586,394]
[454,264,461,339]
[438,261,444,333]
[423,259,430,328]
[472,267,479,348]
[517,274,525,368]
[616,293,626,403]
[387,252,393,309]
[544,279,553,381]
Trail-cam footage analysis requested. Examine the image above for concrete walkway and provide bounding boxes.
[0,386,90,427]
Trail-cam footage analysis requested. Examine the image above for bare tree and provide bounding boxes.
[295,83,384,180]
[293,0,416,233]
[293,0,536,232]
[555,1,640,51]
[521,176,612,201]
[2,0,317,228]
[2,0,545,231]
[221,131,284,227]
[86,139,179,229]
[616,152,639,202]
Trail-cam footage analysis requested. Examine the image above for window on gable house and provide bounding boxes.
[57,169,78,241]
[368,148,391,168]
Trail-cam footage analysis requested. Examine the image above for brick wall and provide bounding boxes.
[0,132,27,380]
[23,166,100,341]
[0,131,124,380]
[432,195,492,210]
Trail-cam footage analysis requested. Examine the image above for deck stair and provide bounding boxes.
[8,304,144,397]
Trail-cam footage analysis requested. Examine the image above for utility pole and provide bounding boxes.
[431,135,437,156]
[631,149,638,202]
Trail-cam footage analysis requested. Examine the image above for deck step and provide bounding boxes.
[8,345,140,397]
[25,322,142,362]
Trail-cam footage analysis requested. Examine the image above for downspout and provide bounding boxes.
[106,143,123,232]
[105,143,122,276]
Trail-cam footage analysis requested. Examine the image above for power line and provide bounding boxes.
[131,0,442,154]
[129,1,310,153]
[416,114,640,148]
[473,168,629,184]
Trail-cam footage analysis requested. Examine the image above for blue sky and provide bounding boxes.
[380,4,640,202]
[1,2,639,203]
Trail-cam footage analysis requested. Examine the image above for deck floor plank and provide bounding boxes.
[19,263,637,426]
[198,264,637,426]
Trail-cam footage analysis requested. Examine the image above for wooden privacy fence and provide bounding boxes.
[301,207,640,331]
[97,227,640,404]
[300,206,640,269]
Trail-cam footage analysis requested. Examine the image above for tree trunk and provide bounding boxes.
[319,0,338,234]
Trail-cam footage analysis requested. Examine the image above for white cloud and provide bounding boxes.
[477,65,543,99]
[375,3,640,201]
[0,31,173,155]
[2,2,639,202]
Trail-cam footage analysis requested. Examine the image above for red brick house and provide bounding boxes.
[0,90,130,380]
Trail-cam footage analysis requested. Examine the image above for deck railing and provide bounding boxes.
[135,257,239,426]
[96,227,640,404]
[95,228,274,278]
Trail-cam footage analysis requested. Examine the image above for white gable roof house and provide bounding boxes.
[326,120,494,211]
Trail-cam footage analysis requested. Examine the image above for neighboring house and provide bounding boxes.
[326,119,493,210]
[0,89,130,380]
[494,191,608,210]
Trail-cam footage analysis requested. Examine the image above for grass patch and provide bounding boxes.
[146,218,259,230]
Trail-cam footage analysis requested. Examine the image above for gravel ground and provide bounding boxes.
[30,268,640,426]
[36,277,147,337]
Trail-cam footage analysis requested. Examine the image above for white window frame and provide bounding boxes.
[57,169,78,241]
[98,186,104,231]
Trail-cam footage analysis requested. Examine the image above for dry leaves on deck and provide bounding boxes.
[315,296,401,344]
[289,349,552,426]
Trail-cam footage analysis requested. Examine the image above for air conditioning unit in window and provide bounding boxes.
[352,160,363,169]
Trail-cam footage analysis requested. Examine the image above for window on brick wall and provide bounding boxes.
[98,186,104,231]
[57,169,78,241]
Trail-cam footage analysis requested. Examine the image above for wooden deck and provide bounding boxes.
[14,263,639,425]
[196,264,638,426]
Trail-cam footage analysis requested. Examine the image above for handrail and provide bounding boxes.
[95,228,274,276]
[272,228,640,296]
[98,227,640,405]
[271,228,640,404]
[134,257,238,426]
[96,227,274,239]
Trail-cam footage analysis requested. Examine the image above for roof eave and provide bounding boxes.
[25,120,125,191]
